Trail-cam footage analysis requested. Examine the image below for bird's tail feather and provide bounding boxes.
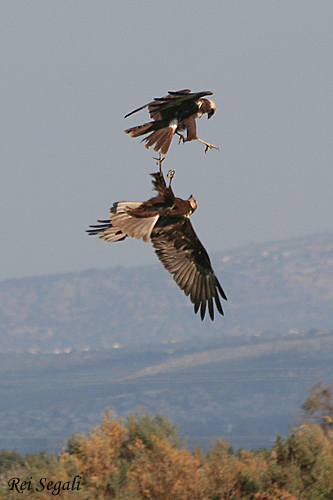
[150,172,167,194]
[88,201,159,243]
[87,221,127,242]
[143,127,176,155]
[124,119,176,154]
[110,201,159,243]
[124,122,154,138]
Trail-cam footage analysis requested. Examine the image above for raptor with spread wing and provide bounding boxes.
[87,171,226,320]
[124,89,218,156]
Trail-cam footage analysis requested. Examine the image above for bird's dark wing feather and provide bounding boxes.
[148,90,213,121]
[166,90,212,98]
[124,102,151,119]
[124,90,192,119]
[151,218,227,320]
[124,90,213,122]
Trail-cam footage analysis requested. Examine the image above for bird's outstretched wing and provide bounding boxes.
[87,173,174,244]
[154,90,212,106]
[151,218,227,320]
[124,90,191,119]
[148,90,213,121]
[124,90,213,120]
[124,103,151,119]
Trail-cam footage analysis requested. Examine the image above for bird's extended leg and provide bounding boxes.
[176,131,185,144]
[153,152,165,174]
[196,138,219,153]
[167,169,176,187]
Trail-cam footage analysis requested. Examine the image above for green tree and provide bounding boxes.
[301,382,333,440]
[125,408,182,450]
[272,425,333,499]
[0,449,24,475]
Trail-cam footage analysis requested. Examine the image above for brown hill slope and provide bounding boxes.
[0,231,332,352]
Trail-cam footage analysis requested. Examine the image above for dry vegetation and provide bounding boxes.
[1,383,333,499]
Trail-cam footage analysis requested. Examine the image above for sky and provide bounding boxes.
[1,1,333,281]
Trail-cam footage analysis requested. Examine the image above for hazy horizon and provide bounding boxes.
[2,1,333,281]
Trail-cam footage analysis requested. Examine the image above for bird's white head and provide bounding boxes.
[199,98,216,118]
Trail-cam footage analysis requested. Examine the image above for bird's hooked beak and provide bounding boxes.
[188,195,197,213]
[206,99,217,119]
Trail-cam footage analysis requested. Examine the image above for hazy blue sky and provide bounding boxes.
[1,1,333,281]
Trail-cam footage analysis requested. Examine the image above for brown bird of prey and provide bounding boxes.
[124,89,218,156]
[87,171,227,320]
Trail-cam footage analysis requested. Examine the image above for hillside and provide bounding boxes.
[0,231,333,352]
[1,231,333,454]
[1,332,333,453]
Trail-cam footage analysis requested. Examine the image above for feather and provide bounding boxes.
[88,170,226,320]
[124,122,154,138]
[124,89,217,154]
[110,202,159,243]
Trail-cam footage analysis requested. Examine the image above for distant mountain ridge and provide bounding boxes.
[1,231,333,353]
